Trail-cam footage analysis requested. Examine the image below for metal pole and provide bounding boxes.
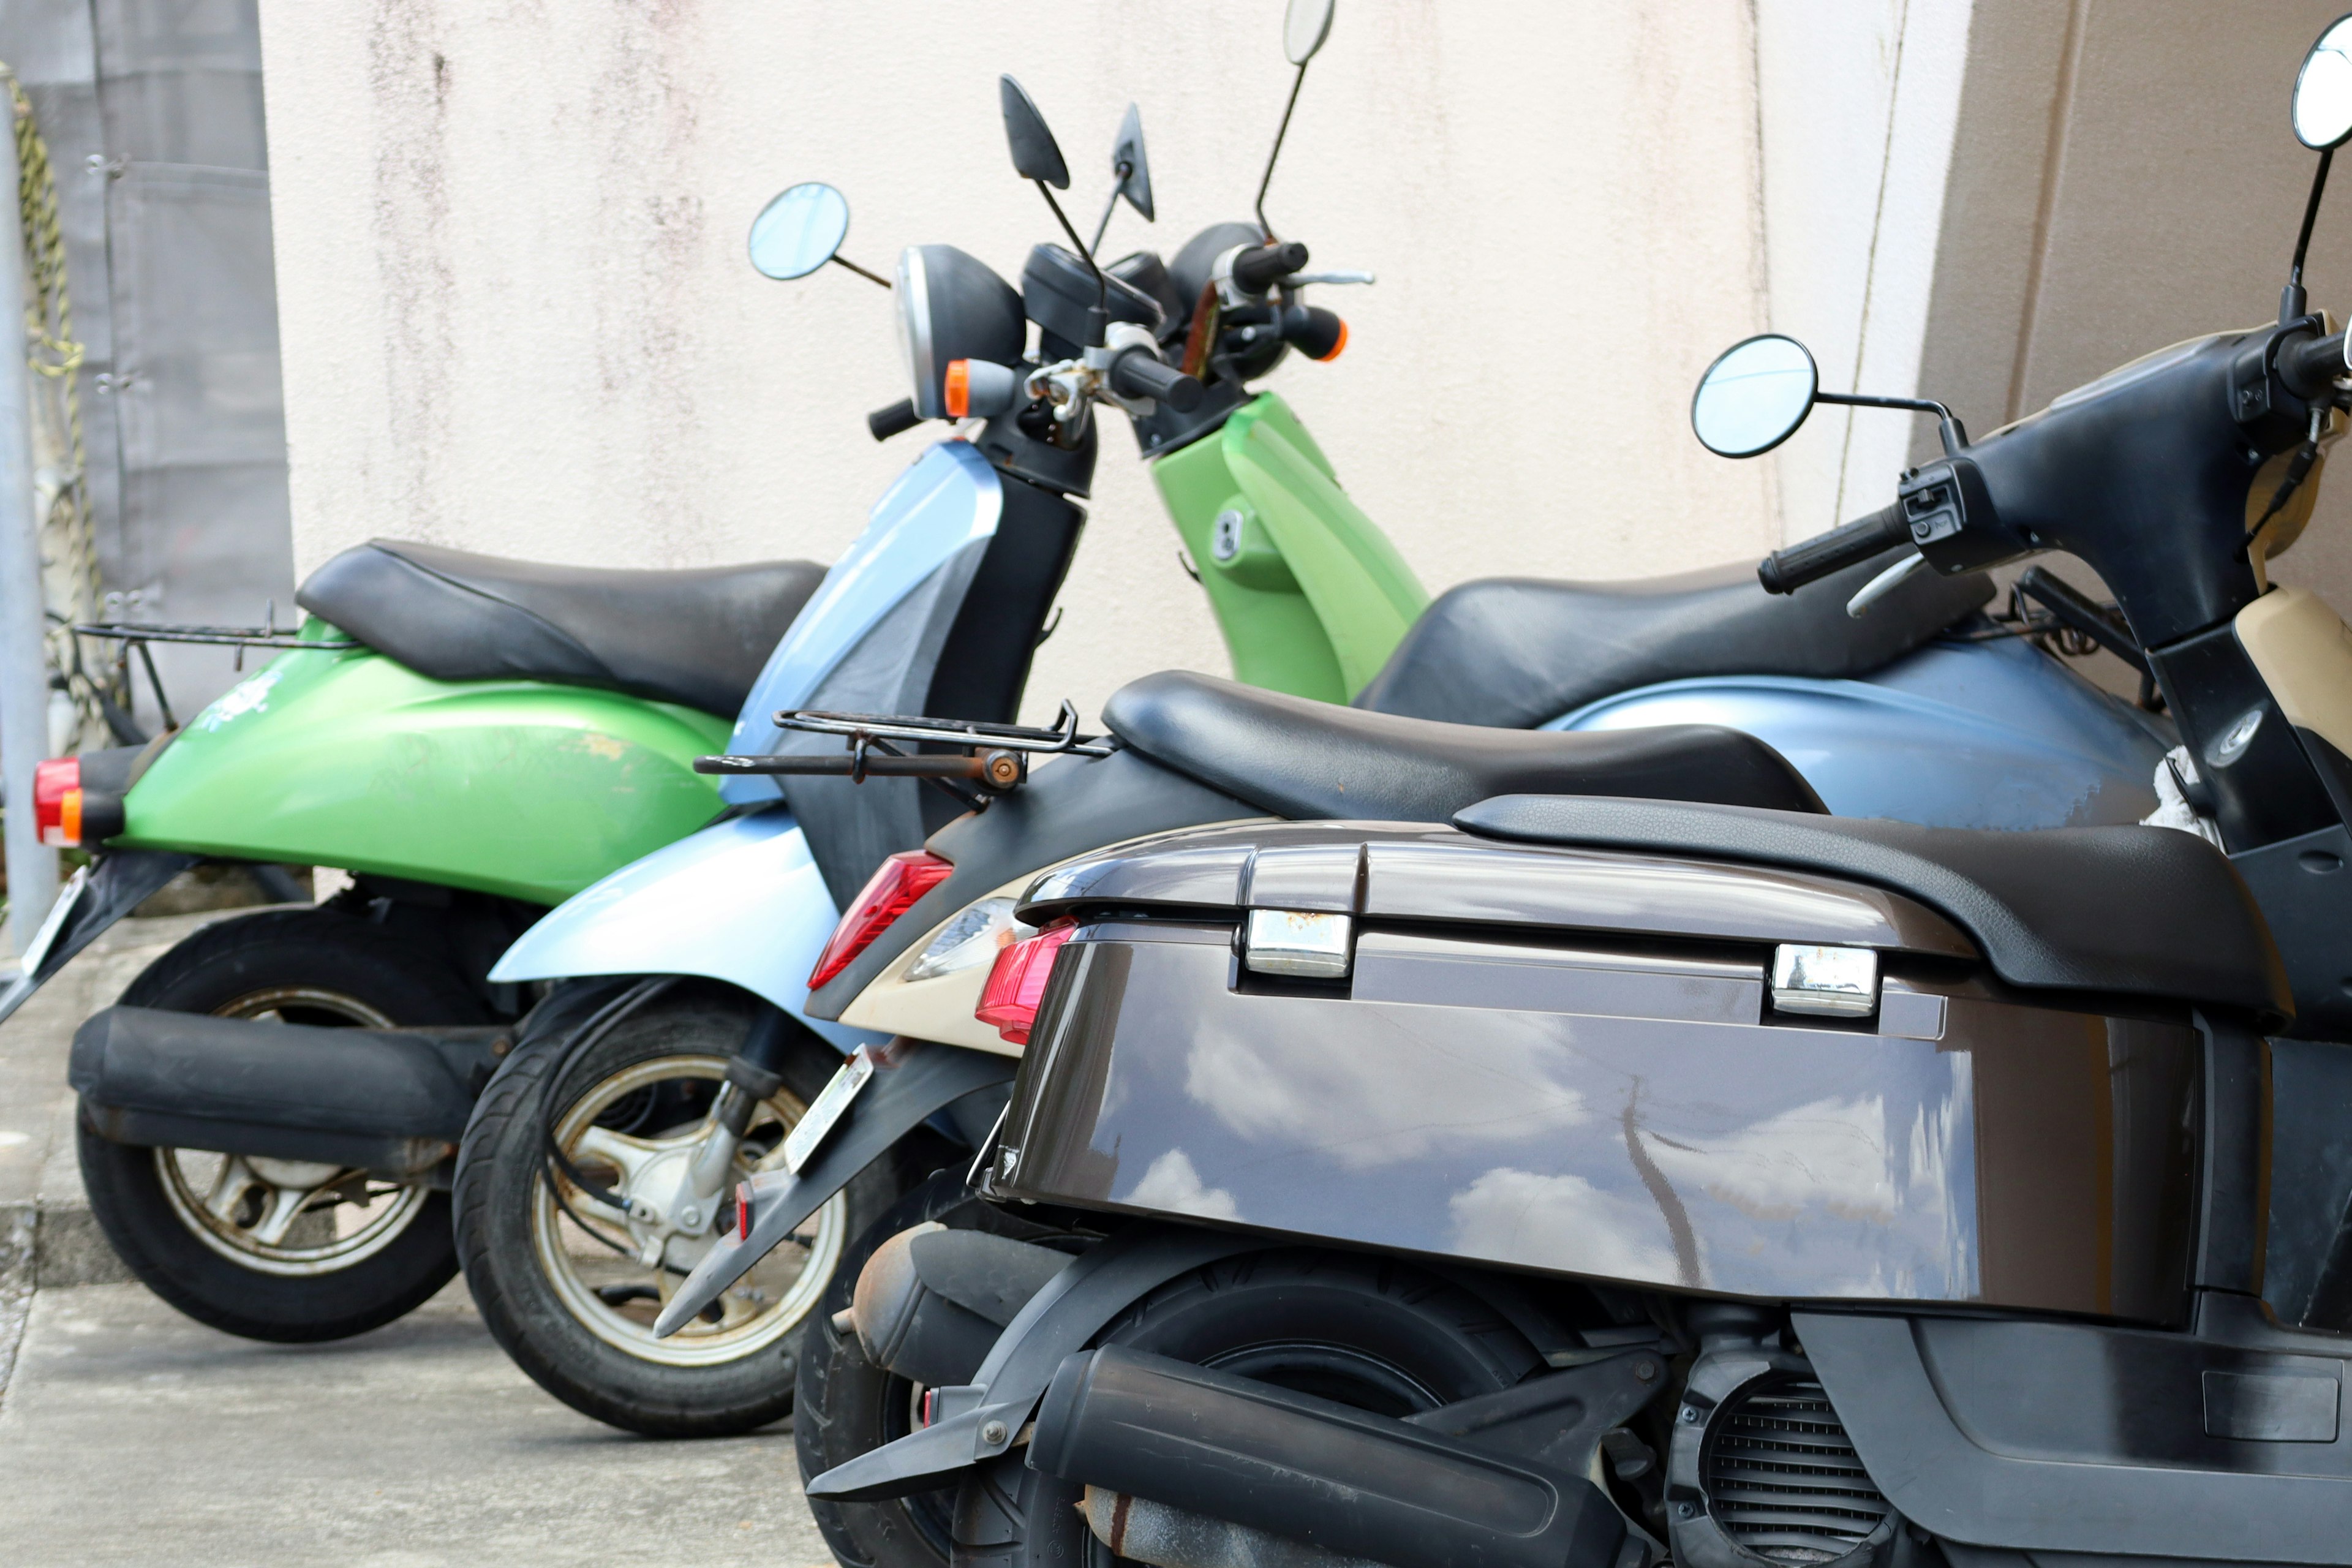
[0,100,55,957]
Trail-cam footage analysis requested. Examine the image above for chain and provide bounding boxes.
[1,62,112,746]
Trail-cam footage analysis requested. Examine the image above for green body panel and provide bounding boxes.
[114,626,732,907]
[1150,393,1429,702]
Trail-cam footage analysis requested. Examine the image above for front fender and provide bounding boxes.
[487,807,882,1050]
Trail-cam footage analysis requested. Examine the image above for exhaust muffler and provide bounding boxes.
[1032,1344,1628,1568]
[70,1004,504,1180]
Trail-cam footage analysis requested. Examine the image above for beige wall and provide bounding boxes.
[255,1,2352,725]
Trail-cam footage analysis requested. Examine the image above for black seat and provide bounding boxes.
[1354,545,1992,728]
[297,540,827,717]
[1101,671,1826,824]
[1455,794,2290,1020]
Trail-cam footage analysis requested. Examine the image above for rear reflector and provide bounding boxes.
[809,850,955,991]
[974,923,1076,1044]
[33,757,79,848]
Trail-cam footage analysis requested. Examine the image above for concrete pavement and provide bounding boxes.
[0,910,835,1566]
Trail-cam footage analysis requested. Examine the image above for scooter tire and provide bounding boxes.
[947,1250,1542,1568]
[75,907,485,1343]
[453,983,920,1438]
[797,1172,1037,1568]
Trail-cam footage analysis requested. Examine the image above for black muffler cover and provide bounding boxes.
[1031,1344,1627,1568]
[70,1004,502,1178]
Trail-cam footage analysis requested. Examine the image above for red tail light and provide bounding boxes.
[974,923,1076,1045]
[809,850,954,990]
[33,757,80,847]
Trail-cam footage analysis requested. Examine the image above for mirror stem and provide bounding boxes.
[829,254,892,289]
[1814,390,1969,457]
[1036,180,1109,344]
[1254,61,1310,240]
[2285,146,2335,325]
[1088,163,1130,257]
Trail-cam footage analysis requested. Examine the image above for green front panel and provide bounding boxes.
[115,633,733,906]
[1221,396,1428,698]
[1152,418,1349,703]
[1151,394,1430,703]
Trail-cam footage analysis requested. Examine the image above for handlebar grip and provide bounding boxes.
[1109,349,1204,412]
[867,398,923,441]
[1757,503,1912,595]
[2277,329,2349,399]
[1231,240,1310,295]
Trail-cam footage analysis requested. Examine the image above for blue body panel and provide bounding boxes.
[491,439,1004,1031]
[1546,636,2172,829]
[720,440,1003,805]
[488,809,883,1050]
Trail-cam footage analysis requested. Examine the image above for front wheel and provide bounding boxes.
[453,982,918,1436]
[77,907,481,1343]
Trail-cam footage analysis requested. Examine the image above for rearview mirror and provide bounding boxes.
[1691,334,1819,458]
[1000,75,1071,189]
[1112,102,1154,221]
[1284,0,1336,66]
[746,183,851,281]
[2297,15,2352,149]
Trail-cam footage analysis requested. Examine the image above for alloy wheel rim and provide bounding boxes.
[154,986,435,1277]
[530,1052,846,1368]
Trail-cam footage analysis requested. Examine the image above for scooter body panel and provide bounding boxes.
[1152,393,1428,704]
[988,823,2207,1324]
[1546,635,2171,829]
[112,638,731,906]
[719,439,1004,805]
[486,807,881,1050]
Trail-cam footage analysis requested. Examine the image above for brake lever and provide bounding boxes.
[1284,270,1375,286]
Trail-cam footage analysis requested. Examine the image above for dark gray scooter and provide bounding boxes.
[786,25,2352,1568]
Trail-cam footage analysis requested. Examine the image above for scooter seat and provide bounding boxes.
[296,540,827,717]
[1354,545,1992,728]
[1455,794,2291,1020]
[1101,670,1826,823]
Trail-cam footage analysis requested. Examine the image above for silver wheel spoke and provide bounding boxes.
[571,1124,667,1189]
[202,1155,263,1226]
[247,1180,328,1247]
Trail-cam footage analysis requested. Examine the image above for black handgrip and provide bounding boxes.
[1231,240,1310,295]
[1108,348,1204,412]
[2277,329,2348,399]
[867,398,922,441]
[1756,502,1910,595]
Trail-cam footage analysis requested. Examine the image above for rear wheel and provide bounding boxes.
[454,983,915,1436]
[77,908,483,1343]
[948,1249,1541,1568]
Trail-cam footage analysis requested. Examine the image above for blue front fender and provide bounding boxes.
[489,808,884,1052]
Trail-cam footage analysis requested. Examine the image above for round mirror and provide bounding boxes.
[747,183,850,281]
[2297,17,2352,149]
[1285,0,1335,66]
[1691,334,1820,458]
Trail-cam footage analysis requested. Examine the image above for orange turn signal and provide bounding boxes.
[944,360,971,419]
[1315,318,1348,361]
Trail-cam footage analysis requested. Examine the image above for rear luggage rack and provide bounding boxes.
[695,698,1109,800]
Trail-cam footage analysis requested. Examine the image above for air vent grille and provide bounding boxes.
[1702,1377,1891,1566]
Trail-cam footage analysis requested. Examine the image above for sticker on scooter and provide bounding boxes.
[192,667,282,731]
[783,1044,878,1172]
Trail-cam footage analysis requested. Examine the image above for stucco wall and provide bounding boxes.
[255,1,1790,725]
[256,1,2352,726]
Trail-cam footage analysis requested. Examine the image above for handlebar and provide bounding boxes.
[867,398,922,441]
[1757,502,1911,595]
[1108,347,1203,412]
[2276,328,2349,399]
[1231,240,1310,295]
